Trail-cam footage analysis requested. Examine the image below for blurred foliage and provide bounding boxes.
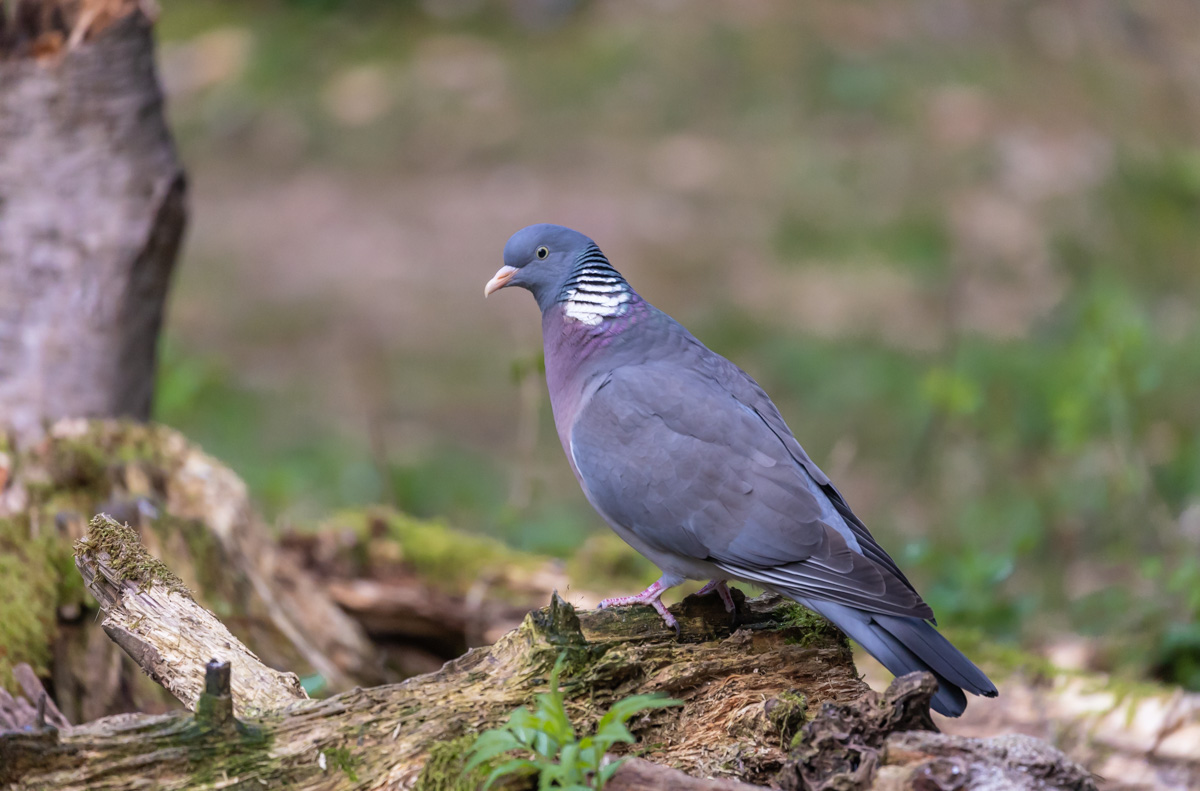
[153,0,1200,692]
[0,517,59,688]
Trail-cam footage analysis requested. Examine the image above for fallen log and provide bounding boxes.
[2,513,1104,791]
[2,513,865,789]
[0,594,862,789]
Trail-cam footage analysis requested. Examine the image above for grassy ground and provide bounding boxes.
[153,0,1200,690]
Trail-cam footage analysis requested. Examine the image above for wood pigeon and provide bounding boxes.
[486,223,998,716]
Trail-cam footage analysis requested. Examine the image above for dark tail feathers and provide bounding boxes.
[798,599,998,717]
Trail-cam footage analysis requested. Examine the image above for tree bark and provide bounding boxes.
[0,3,186,443]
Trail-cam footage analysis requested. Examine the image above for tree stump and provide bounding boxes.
[0,1,186,442]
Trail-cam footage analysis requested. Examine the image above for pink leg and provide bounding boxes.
[599,578,679,633]
[697,579,736,614]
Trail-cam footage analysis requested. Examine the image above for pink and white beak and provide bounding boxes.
[484,265,519,297]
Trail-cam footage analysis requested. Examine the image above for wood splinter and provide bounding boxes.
[195,659,235,729]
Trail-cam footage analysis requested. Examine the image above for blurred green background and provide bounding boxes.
[153,0,1200,691]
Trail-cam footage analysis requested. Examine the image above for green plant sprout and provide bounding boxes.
[464,655,681,790]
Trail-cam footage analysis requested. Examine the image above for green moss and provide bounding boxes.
[0,516,59,690]
[25,421,176,512]
[326,508,538,593]
[0,421,200,694]
[75,515,192,597]
[778,602,849,650]
[323,745,360,782]
[765,691,808,749]
[184,718,276,786]
[528,594,597,679]
[193,690,233,728]
[417,735,491,791]
[43,437,110,495]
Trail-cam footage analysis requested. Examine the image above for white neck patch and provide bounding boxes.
[564,284,631,325]
[560,245,631,326]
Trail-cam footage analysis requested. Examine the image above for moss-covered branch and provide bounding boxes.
[73,514,309,718]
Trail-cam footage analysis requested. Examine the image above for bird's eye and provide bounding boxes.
[536,246,549,260]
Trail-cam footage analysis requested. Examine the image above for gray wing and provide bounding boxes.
[569,359,933,620]
[693,348,926,603]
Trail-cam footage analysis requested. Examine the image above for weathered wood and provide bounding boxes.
[0,587,866,789]
[777,672,939,791]
[0,3,186,443]
[776,672,1097,791]
[878,730,1098,791]
[0,665,70,731]
[74,515,309,717]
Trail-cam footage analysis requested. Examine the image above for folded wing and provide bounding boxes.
[569,359,933,621]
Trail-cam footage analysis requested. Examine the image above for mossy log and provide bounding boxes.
[1,419,598,718]
[4,510,1103,791]
[0,591,1099,791]
[1,574,865,789]
[0,420,381,721]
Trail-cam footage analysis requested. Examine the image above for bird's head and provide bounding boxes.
[485,224,598,312]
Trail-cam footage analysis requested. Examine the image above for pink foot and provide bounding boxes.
[697,579,736,613]
[599,578,679,634]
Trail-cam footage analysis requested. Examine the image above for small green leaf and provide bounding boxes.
[530,730,554,759]
[464,730,524,771]
[482,758,537,791]
[461,653,682,790]
[594,720,634,747]
[559,742,580,773]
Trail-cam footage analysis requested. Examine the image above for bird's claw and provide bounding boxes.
[598,579,679,636]
[650,598,680,636]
